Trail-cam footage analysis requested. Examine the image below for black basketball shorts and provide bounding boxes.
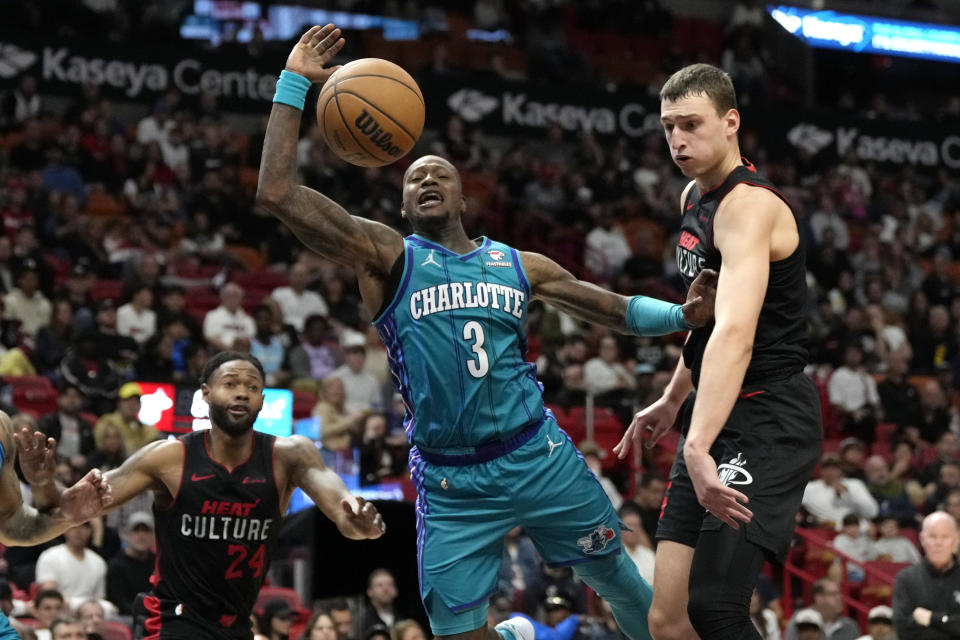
[656,370,823,563]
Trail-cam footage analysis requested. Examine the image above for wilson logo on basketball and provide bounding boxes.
[354,110,404,158]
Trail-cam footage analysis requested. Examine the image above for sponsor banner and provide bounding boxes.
[422,74,661,139]
[167,385,293,436]
[0,32,283,111]
[762,109,960,171]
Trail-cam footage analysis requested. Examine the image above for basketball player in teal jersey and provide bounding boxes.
[258,25,717,640]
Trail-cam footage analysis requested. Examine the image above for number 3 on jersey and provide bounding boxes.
[463,321,489,378]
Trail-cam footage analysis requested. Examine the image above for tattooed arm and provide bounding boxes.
[256,25,403,316]
[521,252,717,333]
[0,414,110,546]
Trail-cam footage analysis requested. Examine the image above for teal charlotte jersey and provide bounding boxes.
[372,236,646,638]
[373,235,544,449]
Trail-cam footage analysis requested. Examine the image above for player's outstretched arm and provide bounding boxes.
[256,25,404,301]
[279,435,385,540]
[102,440,183,513]
[521,251,717,334]
[0,418,111,546]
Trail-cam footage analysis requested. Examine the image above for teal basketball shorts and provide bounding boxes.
[409,414,623,635]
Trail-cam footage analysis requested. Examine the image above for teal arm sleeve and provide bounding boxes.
[625,295,690,336]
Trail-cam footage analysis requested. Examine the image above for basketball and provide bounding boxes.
[317,58,425,167]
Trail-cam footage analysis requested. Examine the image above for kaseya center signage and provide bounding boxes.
[426,74,661,139]
[0,35,280,110]
[775,112,960,170]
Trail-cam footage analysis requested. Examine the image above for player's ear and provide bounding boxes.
[400,203,406,219]
[725,108,740,136]
[459,194,466,215]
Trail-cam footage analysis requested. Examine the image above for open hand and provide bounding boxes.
[684,446,753,529]
[613,395,681,459]
[341,496,386,539]
[61,469,113,524]
[682,268,718,328]
[285,24,346,85]
[14,427,57,488]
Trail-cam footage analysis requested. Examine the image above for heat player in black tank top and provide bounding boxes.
[96,352,385,640]
[660,162,823,640]
[146,430,281,634]
[612,63,824,640]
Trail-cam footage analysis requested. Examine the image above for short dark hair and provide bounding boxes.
[618,502,642,519]
[660,63,737,115]
[35,588,64,608]
[200,351,265,385]
[56,380,80,396]
[304,314,329,331]
[327,598,350,612]
[841,513,860,527]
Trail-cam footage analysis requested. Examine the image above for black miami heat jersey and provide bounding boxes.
[675,160,809,386]
[151,430,281,630]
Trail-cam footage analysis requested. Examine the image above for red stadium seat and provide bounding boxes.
[875,422,898,443]
[186,288,222,315]
[90,279,125,302]
[292,391,318,420]
[545,404,568,425]
[12,386,57,416]
[3,375,53,390]
[256,585,302,611]
[103,621,133,640]
[234,271,289,291]
[860,561,911,607]
[870,440,892,462]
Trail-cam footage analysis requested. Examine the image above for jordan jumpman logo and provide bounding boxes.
[546,435,564,458]
[421,250,440,267]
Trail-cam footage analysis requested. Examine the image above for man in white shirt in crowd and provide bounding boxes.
[4,258,51,336]
[330,330,382,413]
[116,284,156,346]
[270,262,329,332]
[802,453,879,528]
[35,521,107,607]
[828,343,883,441]
[202,282,255,351]
[583,334,635,396]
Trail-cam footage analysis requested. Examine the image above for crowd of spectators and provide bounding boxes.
[0,0,958,638]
